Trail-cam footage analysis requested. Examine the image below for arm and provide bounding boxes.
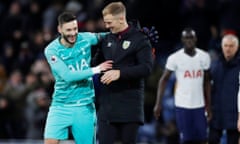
[45,49,112,82]
[80,32,109,46]
[204,69,212,122]
[95,32,109,42]
[153,69,172,120]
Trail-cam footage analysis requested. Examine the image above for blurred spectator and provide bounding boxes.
[2,70,27,138]
[31,58,51,76]
[65,0,87,30]
[0,1,27,55]
[0,63,7,93]
[30,58,54,95]
[17,41,34,75]
[25,86,50,139]
[25,1,43,35]
[83,18,97,32]
[208,26,222,54]
[1,42,18,75]
[29,31,47,59]
[42,0,63,42]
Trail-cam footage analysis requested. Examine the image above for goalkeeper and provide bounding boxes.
[43,11,113,144]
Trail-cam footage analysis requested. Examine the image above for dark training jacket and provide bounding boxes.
[210,52,240,129]
[92,25,153,123]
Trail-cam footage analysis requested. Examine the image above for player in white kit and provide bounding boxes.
[154,28,212,144]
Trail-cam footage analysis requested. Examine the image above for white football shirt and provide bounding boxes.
[166,48,210,108]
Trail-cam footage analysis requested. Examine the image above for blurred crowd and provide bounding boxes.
[0,0,240,143]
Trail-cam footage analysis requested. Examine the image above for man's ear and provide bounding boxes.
[119,14,125,23]
[57,25,61,33]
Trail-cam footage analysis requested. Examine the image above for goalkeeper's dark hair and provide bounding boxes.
[58,11,77,26]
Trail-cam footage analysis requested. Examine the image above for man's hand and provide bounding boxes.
[206,107,212,122]
[100,70,120,85]
[98,60,113,72]
[153,104,161,120]
[129,19,159,44]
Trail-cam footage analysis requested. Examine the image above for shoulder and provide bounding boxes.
[171,49,184,57]
[131,26,147,39]
[166,49,184,63]
[129,27,151,50]
[77,32,98,45]
[44,38,59,55]
[197,49,211,61]
[196,48,210,57]
[196,48,211,62]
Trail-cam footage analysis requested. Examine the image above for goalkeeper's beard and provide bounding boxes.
[62,33,77,45]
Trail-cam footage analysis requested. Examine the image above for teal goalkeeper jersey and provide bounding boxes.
[44,32,99,106]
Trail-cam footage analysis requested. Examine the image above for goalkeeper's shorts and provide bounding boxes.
[44,103,96,144]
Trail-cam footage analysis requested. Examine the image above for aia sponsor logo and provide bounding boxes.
[184,70,202,78]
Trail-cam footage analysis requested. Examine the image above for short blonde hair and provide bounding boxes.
[102,2,126,17]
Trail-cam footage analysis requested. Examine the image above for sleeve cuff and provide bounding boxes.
[92,66,101,74]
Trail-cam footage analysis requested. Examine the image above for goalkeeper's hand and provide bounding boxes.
[128,19,159,45]
[142,26,159,44]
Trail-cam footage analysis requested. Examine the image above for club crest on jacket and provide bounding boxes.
[122,40,131,49]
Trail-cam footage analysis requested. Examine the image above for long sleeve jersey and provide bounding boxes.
[44,32,99,106]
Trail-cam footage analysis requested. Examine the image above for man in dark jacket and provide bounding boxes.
[92,2,153,144]
[209,34,239,144]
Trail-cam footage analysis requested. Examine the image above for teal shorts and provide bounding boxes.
[44,103,96,144]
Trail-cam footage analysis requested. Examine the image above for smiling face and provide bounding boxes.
[58,20,78,47]
[102,2,128,34]
[103,14,123,34]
